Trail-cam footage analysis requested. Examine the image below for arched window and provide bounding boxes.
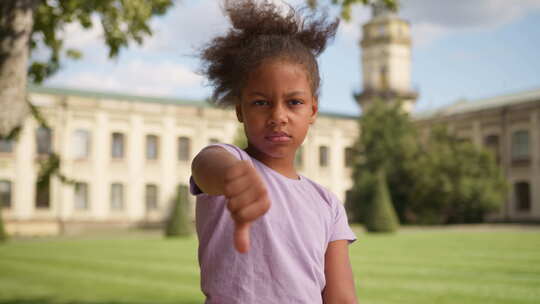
[73,129,91,159]
[146,135,159,160]
[319,146,329,167]
[111,132,125,159]
[0,180,11,208]
[110,183,124,210]
[36,127,52,155]
[511,130,529,160]
[145,184,159,210]
[74,182,89,210]
[344,147,355,168]
[178,137,191,161]
[514,181,531,212]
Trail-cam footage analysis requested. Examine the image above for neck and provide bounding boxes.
[245,145,299,180]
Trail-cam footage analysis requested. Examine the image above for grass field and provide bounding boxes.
[0,225,539,304]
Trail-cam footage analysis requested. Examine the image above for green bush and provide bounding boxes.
[0,207,7,242]
[164,185,192,237]
[364,169,399,233]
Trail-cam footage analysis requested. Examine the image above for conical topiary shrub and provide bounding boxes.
[364,168,400,233]
[0,206,8,242]
[165,184,193,237]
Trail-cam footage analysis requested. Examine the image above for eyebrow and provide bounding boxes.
[247,91,307,98]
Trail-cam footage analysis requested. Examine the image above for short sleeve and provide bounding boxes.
[329,194,357,244]
[189,143,251,196]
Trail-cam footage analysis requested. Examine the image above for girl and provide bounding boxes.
[190,1,357,303]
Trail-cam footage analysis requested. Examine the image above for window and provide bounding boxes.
[178,137,191,161]
[74,182,89,210]
[344,147,355,168]
[111,132,125,159]
[36,127,52,155]
[146,135,159,160]
[145,184,158,211]
[514,181,531,212]
[511,130,529,160]
[319,145,329,167]
[0,180,11,208]
[0,139,14,153]
[73,129,90,159]
[209,138,220,144]
[484,134,500,163]
[110,183,124,210]
[35,176,50,208]
[295,146,303,168]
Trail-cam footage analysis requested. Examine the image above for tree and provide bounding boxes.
[363,168,399,232]
[0,0,173,139]
[165,185,193,237]
[0,206,7,242]
[409,125,507,224]
[350,100,506,226]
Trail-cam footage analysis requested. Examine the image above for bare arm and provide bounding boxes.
[322,240,358,304]
[191,146,240,195]
[191,146,270,253]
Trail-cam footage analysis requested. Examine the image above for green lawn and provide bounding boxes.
[0,225,539,304]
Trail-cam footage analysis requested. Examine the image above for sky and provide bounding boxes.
[43,0,540,116]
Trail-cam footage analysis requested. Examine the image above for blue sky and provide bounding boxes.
[45,0,540,116]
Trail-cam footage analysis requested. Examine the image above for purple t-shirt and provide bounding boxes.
[190,144,356,304]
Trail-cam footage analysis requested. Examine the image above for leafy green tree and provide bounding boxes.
[350,100,506,225]
[409,125,507,224]
[165,185,193,237]
[351,99,416,226]
[0,0,173,138]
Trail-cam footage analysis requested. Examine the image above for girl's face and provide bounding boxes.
[237,60,318,162]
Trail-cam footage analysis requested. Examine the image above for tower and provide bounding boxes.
[355,2,418,113]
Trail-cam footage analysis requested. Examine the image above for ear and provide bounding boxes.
[309,97,318,124]
[235,103,243,123]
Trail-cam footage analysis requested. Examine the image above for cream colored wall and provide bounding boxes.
[0,91,358,234]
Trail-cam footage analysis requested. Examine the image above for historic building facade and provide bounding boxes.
[0,86,359,235]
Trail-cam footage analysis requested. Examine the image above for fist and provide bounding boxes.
[223,160,271,253]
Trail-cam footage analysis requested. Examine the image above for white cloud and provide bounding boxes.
[47,59,203,96]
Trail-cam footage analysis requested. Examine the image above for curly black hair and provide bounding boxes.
[199,0,339,106]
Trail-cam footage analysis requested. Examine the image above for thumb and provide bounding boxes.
[234,222,251,253]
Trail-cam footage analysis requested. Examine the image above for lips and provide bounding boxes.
[265,131,292,143]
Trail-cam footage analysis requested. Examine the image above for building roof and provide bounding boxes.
[413,87,540,120]
[27,84,358,120]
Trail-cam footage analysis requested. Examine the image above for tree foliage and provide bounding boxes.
[0,206,7,242]
[363,168,399,232]
[29,0,173,83]
[350,100,507,225]
[165,185,193,238]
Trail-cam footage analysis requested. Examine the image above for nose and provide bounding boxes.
[268,103,287,126]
